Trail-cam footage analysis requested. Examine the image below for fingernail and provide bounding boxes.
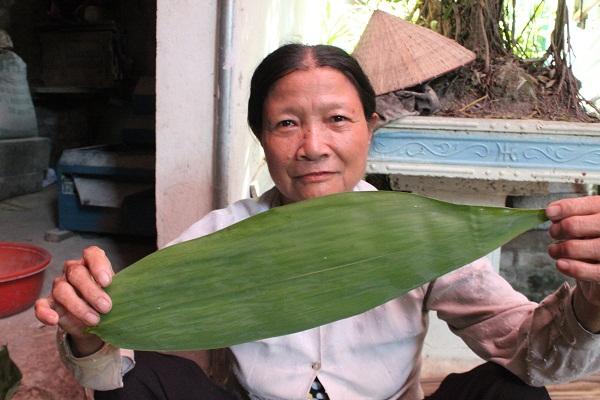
[97,297,111,313]
[556,259,569,271]
[85,312,100,325]
[98,272,111,287]
[546,205,561,219]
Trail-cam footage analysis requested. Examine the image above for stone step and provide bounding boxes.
[0,137,50,176]
[0,137,50,200]
[0,171,45,201]
[547,374,600,400]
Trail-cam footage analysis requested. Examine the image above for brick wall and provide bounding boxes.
[500,229,575,302]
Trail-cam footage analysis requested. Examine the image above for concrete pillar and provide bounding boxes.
[155,0,218,248]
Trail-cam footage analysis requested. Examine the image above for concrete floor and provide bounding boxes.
[0,184,155,399]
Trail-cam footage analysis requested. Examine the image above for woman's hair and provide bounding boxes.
[247,43,376,139]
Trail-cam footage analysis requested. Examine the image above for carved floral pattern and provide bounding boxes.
[523,146,600,165]
[370,134,600,169]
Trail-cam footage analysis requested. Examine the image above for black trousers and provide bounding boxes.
[424,362,550,400]
[94,352,550,400]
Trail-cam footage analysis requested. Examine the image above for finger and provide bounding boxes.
[555,258,600,283]
[82,246,114,287]
[546,196,600,222]
[548,238,600,261]
[52,276,101,326]
[34,297,59,326]
[52,311,95,340]
[49,296,97,339]
[64,261,112,314]
[57,309,93,337]
[548,214,600,240]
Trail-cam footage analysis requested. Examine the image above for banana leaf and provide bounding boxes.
[0,346,22,400]
[88,191,547,350]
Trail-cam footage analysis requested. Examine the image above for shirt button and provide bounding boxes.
[311,361,321,370]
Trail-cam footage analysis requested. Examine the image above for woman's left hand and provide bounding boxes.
[547,195,600,332]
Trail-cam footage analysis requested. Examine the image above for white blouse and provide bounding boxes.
[60,181,600,400]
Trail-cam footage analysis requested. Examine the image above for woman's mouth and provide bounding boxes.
[297,171,335,183]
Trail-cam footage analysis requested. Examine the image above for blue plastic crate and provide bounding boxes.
[57,145,155,236]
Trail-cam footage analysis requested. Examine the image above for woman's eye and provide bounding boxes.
[277,120,296,128]
[331,115,348,123]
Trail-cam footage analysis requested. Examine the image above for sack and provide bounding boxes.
[0,50,38,138]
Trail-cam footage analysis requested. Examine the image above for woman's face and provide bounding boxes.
[261,67,377,204]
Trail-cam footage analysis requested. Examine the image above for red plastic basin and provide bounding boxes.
[0,242,52,318]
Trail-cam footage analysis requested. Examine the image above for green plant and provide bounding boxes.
[89,191,547,351]
[0,346,21,400]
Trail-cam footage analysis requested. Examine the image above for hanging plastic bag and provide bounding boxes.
[0,30,38,139]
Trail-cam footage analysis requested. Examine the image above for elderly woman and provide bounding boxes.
[36,44,600,400]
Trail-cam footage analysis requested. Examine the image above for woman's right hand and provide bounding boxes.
[35,246,114,357]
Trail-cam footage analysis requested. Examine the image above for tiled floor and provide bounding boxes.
[0,185,155,399]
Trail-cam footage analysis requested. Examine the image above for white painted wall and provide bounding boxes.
[156,1,329,247]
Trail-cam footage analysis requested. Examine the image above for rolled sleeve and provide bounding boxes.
[526,283,600,385]
[57,329,134,391]
[428,259,600,386]
[565,286,600,343]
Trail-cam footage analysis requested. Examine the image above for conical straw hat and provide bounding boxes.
[353,10,476,95]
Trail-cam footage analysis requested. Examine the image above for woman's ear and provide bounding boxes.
[367,112,379,136]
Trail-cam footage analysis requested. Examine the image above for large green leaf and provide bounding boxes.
[89,191,547,350]
[0,346,22,400]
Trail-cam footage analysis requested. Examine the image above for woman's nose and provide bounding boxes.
[298,127,330,161]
